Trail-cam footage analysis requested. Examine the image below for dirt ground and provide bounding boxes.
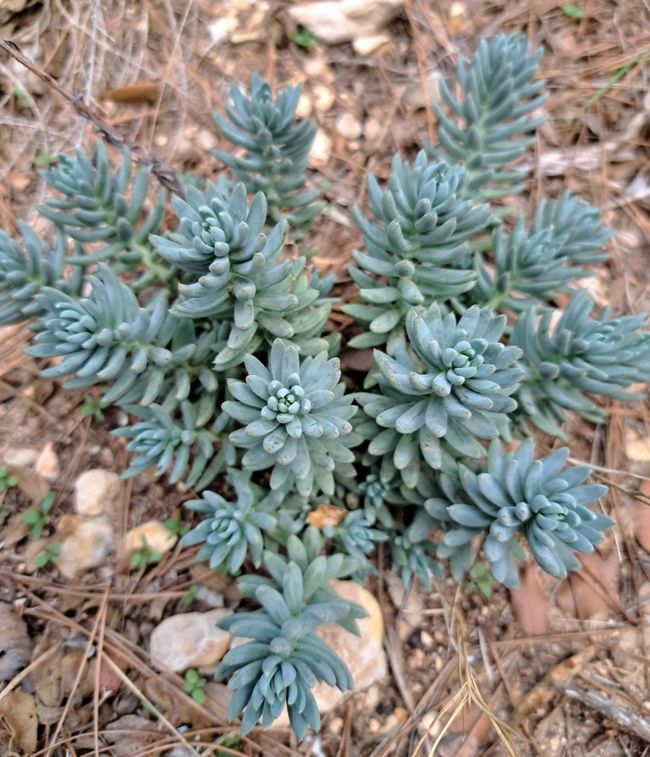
[1,0,650,755]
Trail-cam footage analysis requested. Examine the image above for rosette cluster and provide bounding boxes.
[179,470,277,572]
[224,339,359,496]
[213,73,321,233]
[513,289,650,435]
[343,151,490,349]
[358,303,523,486]
[151,183,332,368]
[440,440,613,586]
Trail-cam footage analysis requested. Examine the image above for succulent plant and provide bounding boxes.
[180,470,277,572]
[358,472,394,527]
[0,223,79,325]
[343,151,490,349]
[26,265,223,409]
[38,143,166,287]
[236,527,366,634]
[512,289,650,435]
[432,33,547,201]
[113,400,234,489]
[474,194,613,311]
[442,439,613,586]
[358,303,523,487]
[224,339,359,497]
[213,73,321,234]
[151,182,332,368]
[321,509,388,575]
[5,40,643,744]
[390,524,442,591]
[216,565,354,737]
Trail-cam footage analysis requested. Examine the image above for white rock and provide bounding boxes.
[58,515,115,579]
[364,118,383,145]
[312,84,335,112]
[124,521,177,556]
[401,70,442,111]
[2,446,49,503]
[296,93,313,119]
[149,610,231,672]
[313,580,386,711]
[304,56,335,82]
[207,17,238,45]
[35,442,59,481]
[352,33,391,55]
[4,447,37,468]
[289,0,403,45]
[308,129,332,169]
[335,112,363,141]
[74,469,120,517]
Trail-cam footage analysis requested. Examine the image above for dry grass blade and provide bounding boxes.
[410,616,519,757]
[44,589,110,757]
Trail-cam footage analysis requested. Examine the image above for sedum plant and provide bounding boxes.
[179,470,277,572]
[213,73,322,235]
[438,439,613,586]
[431,33,547,201]
[224,338,359,497]
[357,304,523,486]
[512,289,650,435]
[4,32,648,741]
[343,152,490,350]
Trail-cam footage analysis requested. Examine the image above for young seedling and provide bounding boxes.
[35,542,61,569]
[182,668,207,705]
[78,394,105,422]
[21,491,55,540]
[128,536,163,571]
[0,466,17,492]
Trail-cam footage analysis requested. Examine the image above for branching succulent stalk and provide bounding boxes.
[151,182,332,369]
[38,143,167,288]
[512,289,650,435]
[439,439,613,586]
[6,35,644,742]
[473,194,613,311]
[432,33,547,201]
[343,151,490,349]
[180,470,277,571]
[0,223,79,325]
[213,73,322,235]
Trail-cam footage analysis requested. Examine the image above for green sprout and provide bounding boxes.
[22,491,55,540]
[180,585,199,607]
[294,27,319,49]
[164,516,189,538]
[35,542,61,569]
[465,562,493,599]
[79,394,106,422]
[128,536,163,570]
[182,668,207,705]
[0,466,18,492]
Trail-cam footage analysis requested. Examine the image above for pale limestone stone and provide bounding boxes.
[74,469,120,516]
[149,610,231,672]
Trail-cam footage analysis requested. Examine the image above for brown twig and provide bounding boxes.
[0,38,185,197]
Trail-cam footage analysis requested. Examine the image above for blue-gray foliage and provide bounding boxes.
[4,34,644,741]
[440,439,613,587]
[213,73,322,234]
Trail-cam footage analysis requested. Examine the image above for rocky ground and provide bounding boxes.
[1,0,650,755]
